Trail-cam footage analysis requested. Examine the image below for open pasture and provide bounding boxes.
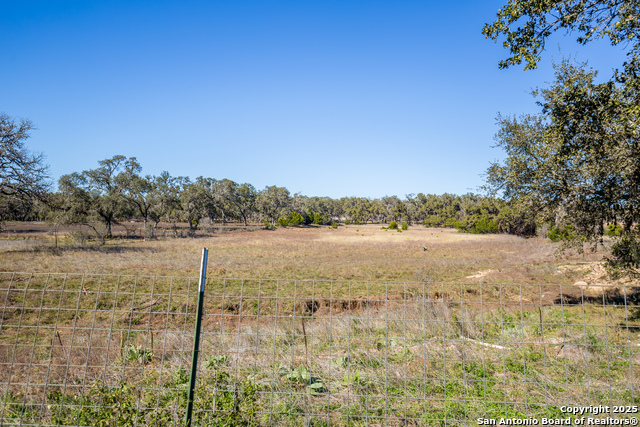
[1,224,638,425]
[0,223,609,287]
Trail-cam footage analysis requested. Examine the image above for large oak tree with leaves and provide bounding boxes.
[484,0,640,274]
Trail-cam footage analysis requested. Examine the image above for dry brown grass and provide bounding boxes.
[0,223,615,284]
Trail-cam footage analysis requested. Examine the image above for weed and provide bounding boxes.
[281,365,327,395]
[205,354,229,369]
[122,344,153,364]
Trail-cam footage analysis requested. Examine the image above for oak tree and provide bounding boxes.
[0,114,49,227]
[486,60,640,272]
[483,0,640,72]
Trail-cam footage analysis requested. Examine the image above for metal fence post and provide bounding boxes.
[185,248,208,427]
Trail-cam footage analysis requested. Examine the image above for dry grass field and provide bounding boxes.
[1,223,639,425]
[0,222,616,286]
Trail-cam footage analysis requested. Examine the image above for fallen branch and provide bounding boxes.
[121,297,163,320]
[461,336,510,350]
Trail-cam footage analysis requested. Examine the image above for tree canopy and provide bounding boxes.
[486,59,640,273]
[0,114,49,199]
[485,1,640,274]
[483,0,640,71]
[0,114,50,227]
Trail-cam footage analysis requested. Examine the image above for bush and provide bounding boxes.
[496,206,537,237]
[330,222,338,229]
[401,221,408,230]
[606,231,640,278]
[303,209,329,225]
[387,220,398,230]
[70,230,90,246]
[605,223,623,236]
[344,219,352,225]
[264,221,275,230]
[547,224,575,242]
[288,212,305,226]
[472,216,498,234]
[277,212,305,227]
[452,220,464,230]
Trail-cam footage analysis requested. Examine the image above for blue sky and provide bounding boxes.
[2,0,630,198]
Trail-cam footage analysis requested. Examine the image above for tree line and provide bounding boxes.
[3,1,639,274]
[0,150,537,239]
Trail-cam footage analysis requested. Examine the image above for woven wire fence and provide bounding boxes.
[0,272,638,426]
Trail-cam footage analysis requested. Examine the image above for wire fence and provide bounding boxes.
[0,272,638,426]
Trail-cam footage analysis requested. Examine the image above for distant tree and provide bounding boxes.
[392,199,408,223]
[211,179,240,225]
[114,157,155,231]
[0,194,36,222]
[495,201,537,237]
[55,172,98,241]
[342,197,372,224]
[229,182,257,226]
[81,155,132,239]
[380,196,401,223]
[180,180,209,233]
[0,114,50,228]
[404,194,425,225]
[257,186,291,224]
[45,183,91,248]
[305,196,337,221]
[148,172,182,229]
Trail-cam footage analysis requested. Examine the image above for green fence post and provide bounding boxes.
[185,248,208,427]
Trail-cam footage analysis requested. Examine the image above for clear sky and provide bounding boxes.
[2,0,630,199]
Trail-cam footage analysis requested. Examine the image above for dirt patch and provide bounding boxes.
[557,262,639,291]
[465,269,497,279]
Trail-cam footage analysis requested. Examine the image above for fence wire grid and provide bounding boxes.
[0,272,638,426]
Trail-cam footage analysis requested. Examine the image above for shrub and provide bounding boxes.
[311,212,328,225]
[401,221,408,230]
[604,223,623,236]
[424,216,443,228]
[472,216,498,234]
[330,222,338,229]
[277,212,305,227]
[547,224,575,242]
[264,221,275,230]
[387,220,398,230]
[276,217,289,227]
[288,212,305,226]
[303,209,329,225]
[70,230,90,246]
[606,231,640,278]
[344,219,352,225]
